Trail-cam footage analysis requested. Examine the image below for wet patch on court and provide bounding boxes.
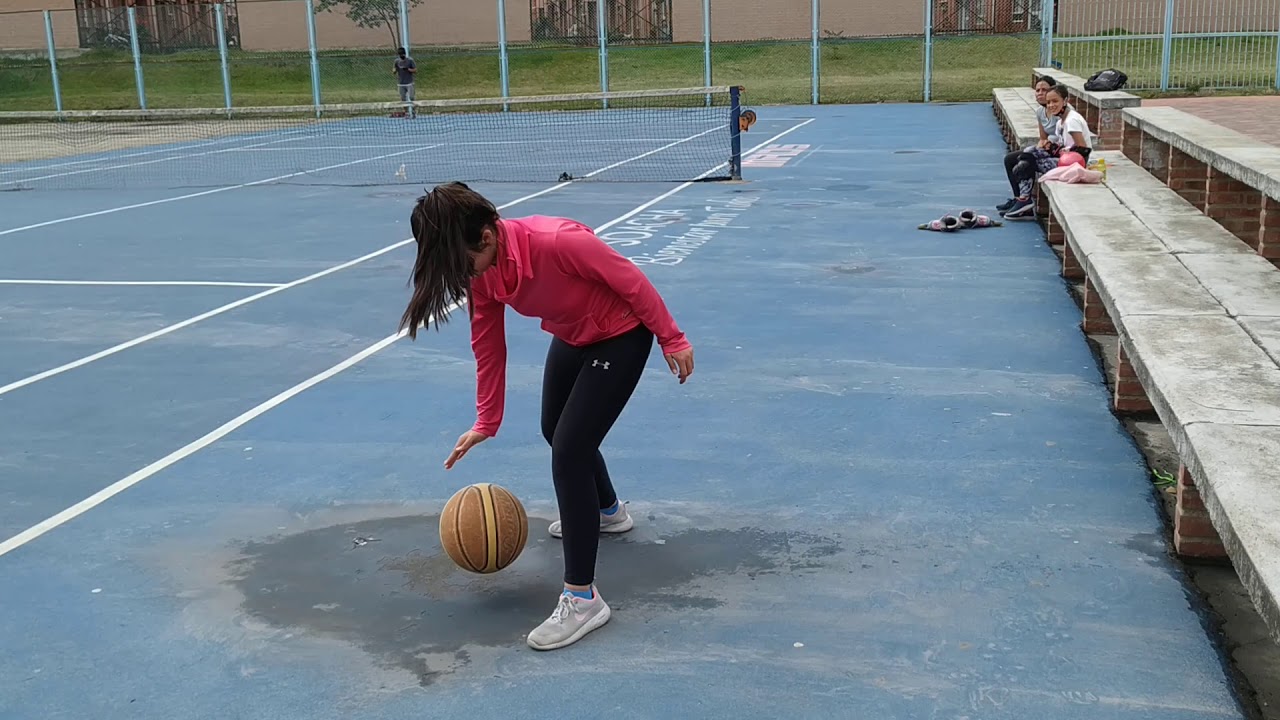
[221,510,843,686]
[827,263,877,275]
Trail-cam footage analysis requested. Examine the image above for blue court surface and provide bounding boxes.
[0,102,1251,719]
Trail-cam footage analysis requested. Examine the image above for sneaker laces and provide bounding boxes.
[549,592,578,624]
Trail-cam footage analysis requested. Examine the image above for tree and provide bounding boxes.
[313,0,426,48]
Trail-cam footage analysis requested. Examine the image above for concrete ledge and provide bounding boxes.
[1091,253,1227,319]
[1045,182,1167,257]
[1181,253,1280,318]
[1181,422,1280,647]
[1103,152,1258,256]
[1123,106,1280,203]
[992,87,1040,151]
[1044,149,1280,643]
[1122,314,1280,431]
[1032,67,1141,109]
[1240,317,1280,367]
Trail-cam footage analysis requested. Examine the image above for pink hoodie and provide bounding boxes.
[467,215,691,437]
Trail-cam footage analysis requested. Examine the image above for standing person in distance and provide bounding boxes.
[399,182,695,651]
[393,47,416,117]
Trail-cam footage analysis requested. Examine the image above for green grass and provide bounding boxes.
[1052,35,1279,91]
[1,34,1276,112]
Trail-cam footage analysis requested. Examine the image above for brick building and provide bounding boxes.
[3,0,1268,54]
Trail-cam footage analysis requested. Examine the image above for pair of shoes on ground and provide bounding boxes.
[526,502,634,651]
[918,208,1002,232]
[996,196,1036,220]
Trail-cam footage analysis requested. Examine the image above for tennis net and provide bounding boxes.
[0,86,744,192]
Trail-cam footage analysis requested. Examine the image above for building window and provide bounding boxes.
[531,0,673,45]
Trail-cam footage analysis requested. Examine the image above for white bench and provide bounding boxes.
[992,86,1041,152]
[1032,67,1141,151]
[1041,149,1280,642]
[1122,105,1280,265]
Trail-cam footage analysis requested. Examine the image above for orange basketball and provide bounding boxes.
[439,483,529,574]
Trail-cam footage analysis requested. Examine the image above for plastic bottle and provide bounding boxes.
[1088,156,1108,181]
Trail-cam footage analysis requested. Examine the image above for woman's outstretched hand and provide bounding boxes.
[665,347,695,384]
[445,430,489,469]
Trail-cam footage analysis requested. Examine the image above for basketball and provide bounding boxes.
[439,483,529,574]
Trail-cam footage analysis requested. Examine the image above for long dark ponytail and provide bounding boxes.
[399,182,499,339]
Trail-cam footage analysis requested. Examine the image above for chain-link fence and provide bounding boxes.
[2,0,1278,113]
[0,9,59,111]
[1048,0,1280,91]
[929,0,1042,101]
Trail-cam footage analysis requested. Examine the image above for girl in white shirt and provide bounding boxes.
[1051,86,1092,157]
[1003,85,1093,220]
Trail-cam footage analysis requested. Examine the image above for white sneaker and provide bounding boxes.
[526,588,611,651]
[548,502,634,538]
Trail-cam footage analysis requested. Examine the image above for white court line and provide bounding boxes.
[0,143,442,238]
[227,139,709,151]
[1,133,327,187]
[0,280,285,288]
[0,125,722,397]
[0,117,818,560]
[0,127,325,177]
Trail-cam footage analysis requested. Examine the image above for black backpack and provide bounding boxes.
[1085,68,1128,91]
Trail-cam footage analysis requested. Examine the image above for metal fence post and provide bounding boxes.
[810,0,819,104]
[1042,0,1054,66]
[43,10,63,113]
[497,0,510,109]
[703,0,712,106]
[1160,0,1175,91]
[597,0,610,107]
[304,0,322,115]
[1275,8,1280,89]
[398,0,411,116]
[216,3,232,111]
[127,6,147,110]
[398,0,410,53]
[923,0,933,102]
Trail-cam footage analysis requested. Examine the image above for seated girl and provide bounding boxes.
[1000,85,1093,221]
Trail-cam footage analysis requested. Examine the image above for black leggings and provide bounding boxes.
[540,322,654,586]
[1004,146,1092,198]
[1004,149,1040,199]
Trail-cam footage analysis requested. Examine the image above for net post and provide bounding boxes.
[43,10,63,114]
[304,0,322,117]
[127,6,147,110]
[702,0,712,107]
[597,0,609,108]
[729,85,742,181]
[497,0,511,111]
[216,3,232,111]
[810,0,819,105]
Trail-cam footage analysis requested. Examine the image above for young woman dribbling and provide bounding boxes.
[399,182,695,651]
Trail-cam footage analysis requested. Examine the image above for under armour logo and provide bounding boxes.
[592,359,611,370]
